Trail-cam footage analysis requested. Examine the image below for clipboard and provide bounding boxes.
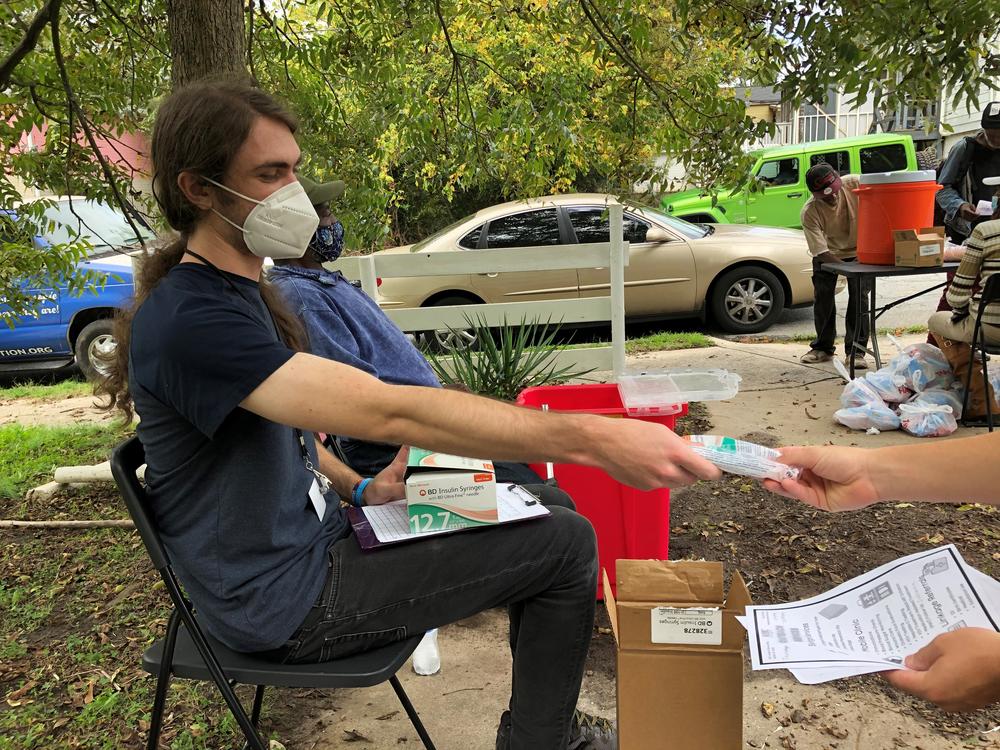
[348,484,551,551]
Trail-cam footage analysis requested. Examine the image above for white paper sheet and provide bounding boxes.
[362,484,550,543]
[740,545,1000,684]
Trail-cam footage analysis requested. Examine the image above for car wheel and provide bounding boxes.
[74,319,116,382]
[710,267,785,334]
[417,296,482,353]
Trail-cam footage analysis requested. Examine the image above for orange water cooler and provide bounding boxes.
[854,170,940,265]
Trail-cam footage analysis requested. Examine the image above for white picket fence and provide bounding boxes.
[331,204,630,376]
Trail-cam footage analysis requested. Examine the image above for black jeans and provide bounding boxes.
[272,485,596,749]
[341,437,544,485]
[811,257,873,356]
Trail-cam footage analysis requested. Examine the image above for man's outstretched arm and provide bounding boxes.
[243,352,721,491]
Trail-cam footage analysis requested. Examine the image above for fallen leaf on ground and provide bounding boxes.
[5,679,37,704]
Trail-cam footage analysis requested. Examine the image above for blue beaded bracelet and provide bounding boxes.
[352,477,373,507]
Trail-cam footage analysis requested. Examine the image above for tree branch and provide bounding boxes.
[50,10,148,251]
[0,0,63,91]
[433,0,486,162]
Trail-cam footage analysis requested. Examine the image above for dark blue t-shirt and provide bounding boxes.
[130,262,349,652]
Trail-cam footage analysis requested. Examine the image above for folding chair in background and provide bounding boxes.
[110,436,436,750]
[961,275,1000,433]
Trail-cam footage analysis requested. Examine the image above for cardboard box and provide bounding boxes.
[603,560,751,750]
[894,227,944,267]
[404,449,496,532]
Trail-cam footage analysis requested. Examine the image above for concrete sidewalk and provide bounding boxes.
[631,333,981,448]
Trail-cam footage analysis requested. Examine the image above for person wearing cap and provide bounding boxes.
[799,165,872,367]
[267,175,545,487]
[937,102,1000,244]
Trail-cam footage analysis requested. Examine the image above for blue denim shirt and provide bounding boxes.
[267,264,441,390]
[937,133,1000,237]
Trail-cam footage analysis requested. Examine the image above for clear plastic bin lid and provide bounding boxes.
[616,369,741,415]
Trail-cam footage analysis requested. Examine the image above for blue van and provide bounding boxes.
[1,197,153,380]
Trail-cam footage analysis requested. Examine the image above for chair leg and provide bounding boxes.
[983,350,994,433]
[250,685,266,728]
[390,675,436,750]
[211,679,267,750]
[146,610,181,750]
[963,343,975,425]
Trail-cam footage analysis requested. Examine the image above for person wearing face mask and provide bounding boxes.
[268,175,544,486]
[799,164,873,368]
[926,177,1000,419]
[99,81,720,750]
[937,102,1000,244]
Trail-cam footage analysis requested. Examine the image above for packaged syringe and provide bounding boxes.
[685,435,800,482]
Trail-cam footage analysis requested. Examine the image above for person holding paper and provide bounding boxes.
[937,102,1000,244]
[96,79,718,750]
[764,435,1000,712]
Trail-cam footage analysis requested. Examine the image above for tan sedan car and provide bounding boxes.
[376,194,822,344]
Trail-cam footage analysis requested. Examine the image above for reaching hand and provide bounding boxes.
[598,419,721,490]
[761,445,880,512]
[958,203,980,221]
[883,628,1000,712]
[363,445,409,505]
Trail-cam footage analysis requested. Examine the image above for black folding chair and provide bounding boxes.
[961,275,1000,433]
[110,437,436,750]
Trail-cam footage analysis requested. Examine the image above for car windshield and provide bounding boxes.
[40,199,154,255]
[633,205,710,239]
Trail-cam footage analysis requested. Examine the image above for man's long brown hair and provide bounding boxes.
[96,80,307,422]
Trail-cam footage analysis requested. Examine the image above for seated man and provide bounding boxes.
[268,182,541,485]
[927,180,1000,418]
[103,80,719,749]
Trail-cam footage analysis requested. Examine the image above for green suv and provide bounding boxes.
[662,134,917,228]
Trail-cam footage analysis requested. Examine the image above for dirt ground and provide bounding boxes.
[4,337,1000,749]
[0,394,114,426]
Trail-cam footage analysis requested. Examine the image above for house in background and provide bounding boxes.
[10,122,150,202]
[737,85,941,155]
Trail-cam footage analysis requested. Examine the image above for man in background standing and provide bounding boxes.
[937,102,1000,244]
[799,164,872,368]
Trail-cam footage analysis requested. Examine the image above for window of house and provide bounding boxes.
[485,209,561,248]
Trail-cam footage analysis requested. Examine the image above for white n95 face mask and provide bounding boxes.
[204,177,320,260]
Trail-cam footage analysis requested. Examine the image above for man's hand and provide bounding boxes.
[363,446,409,505]
[595,419,721,489]
[762,446,880,512]
[814,251,839,266]
[883,628,1000,712]
[958,203,979,221]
